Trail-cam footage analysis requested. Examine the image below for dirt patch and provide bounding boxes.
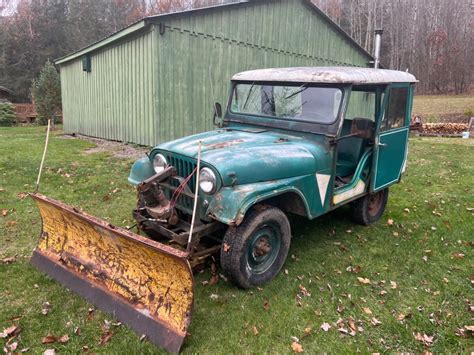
[63,134,149,159]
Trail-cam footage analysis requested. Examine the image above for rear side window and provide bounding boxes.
[381,87,408,131]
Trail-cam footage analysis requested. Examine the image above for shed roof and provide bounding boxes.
[55,0,374,65]
[232,67,417,84]
[0,86,13,95]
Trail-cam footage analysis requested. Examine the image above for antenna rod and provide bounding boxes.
[35,119,51,193]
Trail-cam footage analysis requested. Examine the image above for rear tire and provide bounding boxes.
[220,205,291,289]
[350,188,389,225]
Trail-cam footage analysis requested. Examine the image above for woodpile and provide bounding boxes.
[421,123,468,135]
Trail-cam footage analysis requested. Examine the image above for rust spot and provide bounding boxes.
[205,139,245,150]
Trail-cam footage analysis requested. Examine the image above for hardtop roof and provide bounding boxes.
[232,67,417,84]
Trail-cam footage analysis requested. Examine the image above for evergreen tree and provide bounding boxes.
[0,101,16,126]
[31,60,61,127]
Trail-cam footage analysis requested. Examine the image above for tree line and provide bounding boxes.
[0,0,472,103]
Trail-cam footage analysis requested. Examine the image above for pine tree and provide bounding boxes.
[31,60,61,127]
[0,101,16,127]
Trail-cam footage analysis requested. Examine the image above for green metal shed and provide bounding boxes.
[55,0,374,146]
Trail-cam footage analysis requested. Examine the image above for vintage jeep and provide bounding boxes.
[129,66,417,288]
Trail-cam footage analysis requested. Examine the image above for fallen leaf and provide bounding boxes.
[452,252,465,259]
[1,209,8,217]
[379,290,387,296]
[58,334,69,344]
[346,265,361,273]
[209,294,219,300]
[17,192,28,200]
[1,257,16,264]
[371,318,382,326]
[0,188,5,192]
[387,219,394,226]
[209,274,219,286]
[252,325,259,336]
[20,347,30,352]
[222,243,230,252]
[464,325,474,332]
[139,334,147,342]
[74,327,81,335]
[320,322,331,332]
[41,334,57,344]
[362,307,372,315]
[43,350,55,355]
[414,332,434,346]
[291,341,303,353]
[99,331,113,345]
[390,281,397,289]
[348,318,357,332]
[263,300,270,311]
[0,325,19,338]
[41,302,51,315]
[404,208,410,213]
[357,277,371,285]
[8,342,18,351]
[303,327,312,335]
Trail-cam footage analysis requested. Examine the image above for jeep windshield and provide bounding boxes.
[229,83,343,124]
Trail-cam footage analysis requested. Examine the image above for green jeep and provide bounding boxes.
[129,66,417,289]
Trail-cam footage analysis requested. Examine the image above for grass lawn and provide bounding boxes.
[1,126,472,353]
[413,95,474,122]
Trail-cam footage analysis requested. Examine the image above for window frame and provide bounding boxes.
[228,81,345,126]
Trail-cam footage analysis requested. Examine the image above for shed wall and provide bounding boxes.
[60,29,157,145]
[60,0,371,146]
[154,0,370,142]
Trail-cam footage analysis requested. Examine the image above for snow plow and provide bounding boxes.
[30,193,194,353]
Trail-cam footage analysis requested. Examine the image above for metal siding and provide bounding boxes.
[60,29,157,146]
[60,0,370,146]
[153,0,369,142]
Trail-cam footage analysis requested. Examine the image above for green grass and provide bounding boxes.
[413,95,474,122]
[1,126,473,353]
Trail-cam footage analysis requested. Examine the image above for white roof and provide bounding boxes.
[232,67,417,84]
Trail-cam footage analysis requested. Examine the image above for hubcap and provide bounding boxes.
[246,223,281,274]
[367,191,383,217]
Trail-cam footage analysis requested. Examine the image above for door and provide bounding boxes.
[372,84,412,192]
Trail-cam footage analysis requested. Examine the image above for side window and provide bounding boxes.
[346,91,376,121]
[382,88,408,131]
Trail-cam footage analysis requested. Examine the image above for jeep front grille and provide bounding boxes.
[164,154,197,212]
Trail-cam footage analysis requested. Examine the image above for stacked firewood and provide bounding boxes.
[421,123,468,135]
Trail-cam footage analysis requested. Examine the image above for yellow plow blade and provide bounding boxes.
[30,193,193,353]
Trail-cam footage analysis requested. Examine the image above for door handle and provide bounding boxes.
[378,143,387,147]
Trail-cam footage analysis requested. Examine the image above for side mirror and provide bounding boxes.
[213,102,223,127]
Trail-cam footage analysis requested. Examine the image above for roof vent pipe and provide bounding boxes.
[373,29,383,69]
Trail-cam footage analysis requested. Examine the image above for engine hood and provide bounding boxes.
[155,128,331,186]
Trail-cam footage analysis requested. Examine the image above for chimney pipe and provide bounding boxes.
[373,29,383,69]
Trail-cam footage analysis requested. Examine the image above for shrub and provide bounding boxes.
[463,108,473,117]
[0,102,16,127]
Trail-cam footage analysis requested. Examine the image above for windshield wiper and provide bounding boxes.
[284,84,308,100]
[242,82,256,110]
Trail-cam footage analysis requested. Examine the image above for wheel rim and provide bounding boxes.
[367,191,383,217]
[246,223,281,274]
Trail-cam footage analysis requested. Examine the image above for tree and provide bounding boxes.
[0,101,16,126]
[31,60,61,127]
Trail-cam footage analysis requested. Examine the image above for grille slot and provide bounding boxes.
[165,154,197,211]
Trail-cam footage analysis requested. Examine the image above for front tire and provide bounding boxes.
[220,205,291,289]
[350,188,389,225]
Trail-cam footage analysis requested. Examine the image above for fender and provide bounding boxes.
[206,175,314,226]
[128,156,155,185]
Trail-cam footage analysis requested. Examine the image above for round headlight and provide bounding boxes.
[199,167,217,194]
[153,154,167,173]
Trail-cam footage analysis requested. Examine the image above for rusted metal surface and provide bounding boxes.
[232,67,417,84]
[30,193,194,353]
